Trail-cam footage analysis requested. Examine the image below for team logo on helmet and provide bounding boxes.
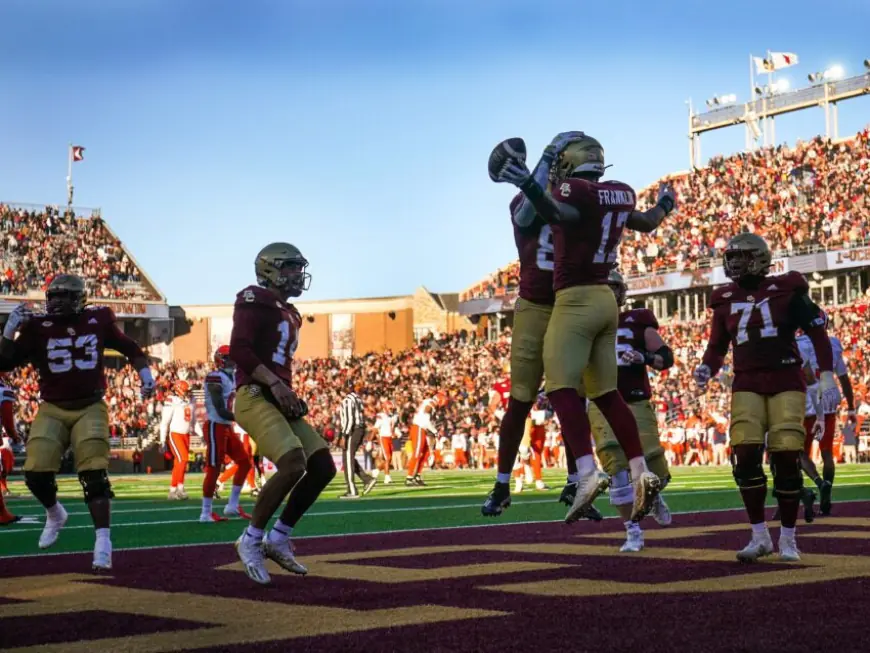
[549,135,605,183]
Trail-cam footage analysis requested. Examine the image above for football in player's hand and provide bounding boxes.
[488,137,527,182]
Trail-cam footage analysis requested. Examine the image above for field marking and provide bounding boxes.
[1,500,867,561]
[4,479,870,520]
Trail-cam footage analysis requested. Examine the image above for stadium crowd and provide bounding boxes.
[4,302,869,467]
[0,204,157,300]
[462,128,870,300]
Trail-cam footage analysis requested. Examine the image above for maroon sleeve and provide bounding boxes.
[638,309,659,330]
[555,178,597,209]
[701,305,730,376]
[102,309,147,363]
[230,303,263,376]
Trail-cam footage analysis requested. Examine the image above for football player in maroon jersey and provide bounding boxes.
[0,275,154,570]
[490,133,676,523]
[589,270,675,552]
[229,242,336,586]
[483,132,600,518]
[694,233,836,563]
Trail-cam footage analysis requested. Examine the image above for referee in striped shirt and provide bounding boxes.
[339,382,377,499]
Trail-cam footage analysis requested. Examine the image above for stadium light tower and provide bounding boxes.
[808,65,847,139]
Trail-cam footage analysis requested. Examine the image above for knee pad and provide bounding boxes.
[25,471,58,504]
[731,444,767,490]
[769,451,802,499]
[307,448,336,484]
[609,469,633,506]
[78,469,114,503]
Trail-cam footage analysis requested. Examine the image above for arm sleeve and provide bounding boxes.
[701,308,730,377]
[788,293,833,373]
[339,398,350,434]
[229,304,263,375]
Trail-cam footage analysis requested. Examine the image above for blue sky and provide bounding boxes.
[1,0,869,305]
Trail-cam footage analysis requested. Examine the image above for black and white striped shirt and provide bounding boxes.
[339,392,365,435]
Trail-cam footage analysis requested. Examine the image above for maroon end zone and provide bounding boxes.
[2,504,870,653]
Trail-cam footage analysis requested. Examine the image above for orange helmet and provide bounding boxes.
[214,345,233,370]
[174,380,190,397]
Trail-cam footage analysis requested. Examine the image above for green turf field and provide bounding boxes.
[2,465,869,558]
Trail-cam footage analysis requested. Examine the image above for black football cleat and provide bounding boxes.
[404,477,417,487]
[584,505,604,522]
[413,476,427,487]
[558,482,576,507]
[482,482,512,517]
[801,487,816,523]
[819,480,833,516]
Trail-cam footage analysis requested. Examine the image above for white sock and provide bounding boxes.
[47,503,65,520]
[496,472,511,484]
[576,455,596,476]
[624,520,641,533]
[751,522,768,535]
[95,527,111,542]
[780,526,796,539]
[268,519,292,543]
[246,525,264,540]
[567,473,580,484]
[177,484,184,492]
[202,498,213,514]
[628,456,649,480]
[228,484,243,509]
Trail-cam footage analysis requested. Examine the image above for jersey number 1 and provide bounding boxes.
[272,320,299,366]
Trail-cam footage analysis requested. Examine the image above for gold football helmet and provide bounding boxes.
[549,134,605,183]
[255,242,311,298]
[45,274,87,315]
[723,233,772,279]
[607,269,627,306]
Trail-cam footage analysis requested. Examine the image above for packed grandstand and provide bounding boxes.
[2,128,870,469]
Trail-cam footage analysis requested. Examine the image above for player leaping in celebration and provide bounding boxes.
[693,234,836,563]
[588,270,674,552]
[482,132,593,517]
[0,275,155,569]
[489,133,676,523]
[230,243,336,586]
[200,345,252,523]
[796,328,854,516]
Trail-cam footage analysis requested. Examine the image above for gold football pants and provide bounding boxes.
[24,400,110,472]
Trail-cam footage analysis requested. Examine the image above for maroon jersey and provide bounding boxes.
[0,306,145,406]
[230,285,302,392]
[550,178,636,291]
[616,308,658,401]
[510,193,555,305]
[702,271,809,395]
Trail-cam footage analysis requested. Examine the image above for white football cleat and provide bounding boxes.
[262,536,308,575]
[620,527,644,553]
[630,471,662,522]
[736,527,774,563]
[176,488,189,500]
[778,534,801,562]
[383,475,392,485]
[168,488,180,501]
[535,480,550,491]
[92,539,112,572]
[199,512,229,523]
[235,534,271,585]
[565,470,610,523]
[38,504,68,549]
[651,493,673,526]
[514,477,524,494]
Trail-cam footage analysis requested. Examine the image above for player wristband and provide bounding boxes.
[656,195,675,215]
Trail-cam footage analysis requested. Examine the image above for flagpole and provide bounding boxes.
[748,54,756,151]
[66,143,74,211]
[766,50,774,147]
